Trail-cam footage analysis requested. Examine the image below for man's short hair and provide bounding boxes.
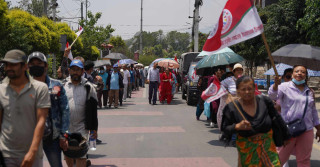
[74,56,85,64]
[84,60,94,71]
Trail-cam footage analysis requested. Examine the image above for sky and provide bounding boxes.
[8,0,227,40]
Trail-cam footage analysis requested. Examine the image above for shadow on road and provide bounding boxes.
[88,154,107,159]
[208,128,221,134]
[207,139,229,147]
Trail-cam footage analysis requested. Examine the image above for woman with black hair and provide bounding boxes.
[221,76,290,167]
[269,65,320,166]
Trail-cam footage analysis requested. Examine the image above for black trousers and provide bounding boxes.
[149,81,158,104]
[97,90,108,107]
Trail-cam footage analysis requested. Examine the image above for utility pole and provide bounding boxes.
[81,2,84,21]
[86,0,88,21]
[43,0,48,17]
[139,0,143,56]
[52,0,58,78]
[193,0,202,52]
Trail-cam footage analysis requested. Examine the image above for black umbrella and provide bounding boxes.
[94,60,111,67]
[103,53,128,60]
[272,44,320,71]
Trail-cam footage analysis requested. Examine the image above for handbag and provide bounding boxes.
[286,91,309,137]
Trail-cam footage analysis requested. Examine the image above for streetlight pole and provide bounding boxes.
[139,0,143,56]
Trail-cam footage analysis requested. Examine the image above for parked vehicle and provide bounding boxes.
[179,52,200,100]
[183,62,199,105]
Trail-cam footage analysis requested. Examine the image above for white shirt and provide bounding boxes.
[221,76,237,95]
[147,67,160,82]
[123,70,130,84]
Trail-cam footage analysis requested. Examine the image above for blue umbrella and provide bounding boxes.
[118,59,137,65]
[264,63,320,77]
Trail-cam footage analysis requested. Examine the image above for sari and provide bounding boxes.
[236,130,281,167]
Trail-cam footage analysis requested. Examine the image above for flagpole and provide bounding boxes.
[261,32,279,78]
[70,35,80,48]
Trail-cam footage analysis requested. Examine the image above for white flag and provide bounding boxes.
[75,26,83,37]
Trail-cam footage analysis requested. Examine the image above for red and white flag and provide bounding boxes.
[66,42,73,61]
[202,0,264,53]
[201,78,228,103]
[75,26,83,37]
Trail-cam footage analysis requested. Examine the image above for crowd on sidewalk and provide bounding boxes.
[0,48,147,167]
[196,63,320,167]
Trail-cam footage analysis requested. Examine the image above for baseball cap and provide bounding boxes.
[113,64,118,68]
[27,52,47,63]
[0,49,27,63]
[70,60,84,69]
[233,63,243,71]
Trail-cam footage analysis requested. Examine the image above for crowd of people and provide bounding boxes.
[0,47,147,167]
[146,62,180,105]
[1,47,320,167]
[196,63,320,166]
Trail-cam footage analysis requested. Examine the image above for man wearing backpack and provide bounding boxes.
[0,50,50,167]
[63,60,98,167]
[27,52,70,167]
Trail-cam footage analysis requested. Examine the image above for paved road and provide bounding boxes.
[44,86,320,167]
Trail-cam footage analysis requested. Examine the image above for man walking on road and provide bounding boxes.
[122,64,131,102]
[0,50,50,167]
[98,66,109,108]
[63,60,98,167]
[107,64,124,108]
[147,62,160,105]
[27,52,69,167]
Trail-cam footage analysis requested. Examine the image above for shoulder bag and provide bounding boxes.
[286,90,309,137]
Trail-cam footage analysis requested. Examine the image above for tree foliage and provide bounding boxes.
[79,11,114,61]
[298,0,320,46]
[0,0,8,53]
[261,0,307,52]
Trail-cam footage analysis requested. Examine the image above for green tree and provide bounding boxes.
[165,31,190,52]
[138,54,158,66]
[0,0,8,57]
[189,32,208,52]
[260,0,307,52]
[79,11,114,60]
[298,0,320,46]
[0,9,51,56]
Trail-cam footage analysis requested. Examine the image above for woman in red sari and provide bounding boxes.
[160,68,173,104]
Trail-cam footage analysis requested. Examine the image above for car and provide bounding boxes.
[182,62,199,105]
[179,52,201,100]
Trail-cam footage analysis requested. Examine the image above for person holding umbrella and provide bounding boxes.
[269,65,320,166]
[159,67,174,104]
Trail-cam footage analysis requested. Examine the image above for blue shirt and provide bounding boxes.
[110,72,120,90]
[99,72,109,90]
[130,70,134,83]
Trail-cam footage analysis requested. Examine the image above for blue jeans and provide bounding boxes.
[43,138,63,167]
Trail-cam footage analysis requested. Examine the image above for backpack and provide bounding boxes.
[84,84,98,131]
